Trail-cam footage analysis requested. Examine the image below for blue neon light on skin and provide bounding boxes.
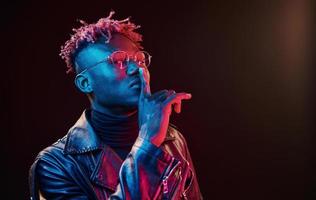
[73,33,191,147]
[74,34,147,117]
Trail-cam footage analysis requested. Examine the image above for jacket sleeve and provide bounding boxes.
[180,134,203,199]
[110,131,204,199]
[29,151,93,200]
[109,137,181,199]
[30,138,182,200]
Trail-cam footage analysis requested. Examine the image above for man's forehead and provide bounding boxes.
[81,34,139,55]
[108,34,140,52]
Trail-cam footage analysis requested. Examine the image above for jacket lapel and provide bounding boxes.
[90,147,123,191]
[63,110,123,191]
[63,109,176,192]
[63,110,102,154]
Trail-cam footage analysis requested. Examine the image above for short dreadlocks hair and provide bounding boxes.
[59,11,143,74]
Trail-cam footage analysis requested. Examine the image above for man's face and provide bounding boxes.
[74,33,150,109]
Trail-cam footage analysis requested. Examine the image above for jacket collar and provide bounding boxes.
[64,109,176,155]
[64,110,102,154]
[63,109,177,190]
[64,110,123,191]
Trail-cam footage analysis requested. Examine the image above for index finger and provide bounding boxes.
[163,92,192,106]
[139,68,151,98]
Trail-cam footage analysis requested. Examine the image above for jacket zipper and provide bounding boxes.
[162,158,182,199]
[182,168,194,200]
[169,166,182,199]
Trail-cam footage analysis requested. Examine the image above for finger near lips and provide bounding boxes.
[139,68,151,97]
[138,66,191,113]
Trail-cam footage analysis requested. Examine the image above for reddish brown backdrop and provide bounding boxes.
[2,0,314,199]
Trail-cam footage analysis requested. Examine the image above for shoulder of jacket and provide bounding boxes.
[168,123,186,140]
[167,123,188,148]
[35,135,68,161]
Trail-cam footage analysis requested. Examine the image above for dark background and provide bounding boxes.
[2,0,314,199]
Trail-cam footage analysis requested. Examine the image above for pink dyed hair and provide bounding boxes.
[59,11,143,74]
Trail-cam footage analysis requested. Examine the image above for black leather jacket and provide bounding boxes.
[29,110,203,199]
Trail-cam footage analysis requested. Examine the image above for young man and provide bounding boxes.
[29,11,203,200]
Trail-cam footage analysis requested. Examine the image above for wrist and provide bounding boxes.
[138,124,164,147]
[149,136,163,147]
[138,133,163,147]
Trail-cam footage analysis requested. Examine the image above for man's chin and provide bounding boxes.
[122,95,139,107]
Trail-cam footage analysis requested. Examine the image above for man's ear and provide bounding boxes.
[74,74,93,93]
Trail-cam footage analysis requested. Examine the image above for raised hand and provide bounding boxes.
[138,68,192,147]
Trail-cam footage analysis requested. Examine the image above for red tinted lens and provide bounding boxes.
[111,51,128,65]
[134,51,150,67]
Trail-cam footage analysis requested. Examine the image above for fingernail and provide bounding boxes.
[186,93,192,98]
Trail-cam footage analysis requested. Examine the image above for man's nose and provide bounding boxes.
[126,62,140,75]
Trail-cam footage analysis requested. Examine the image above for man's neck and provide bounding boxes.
[91,102,138,118]
[88,102,139,154]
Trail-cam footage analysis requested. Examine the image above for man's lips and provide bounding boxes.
[129,78,141,87]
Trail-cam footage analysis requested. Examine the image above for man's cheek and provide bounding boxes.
[114,69,126,80]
